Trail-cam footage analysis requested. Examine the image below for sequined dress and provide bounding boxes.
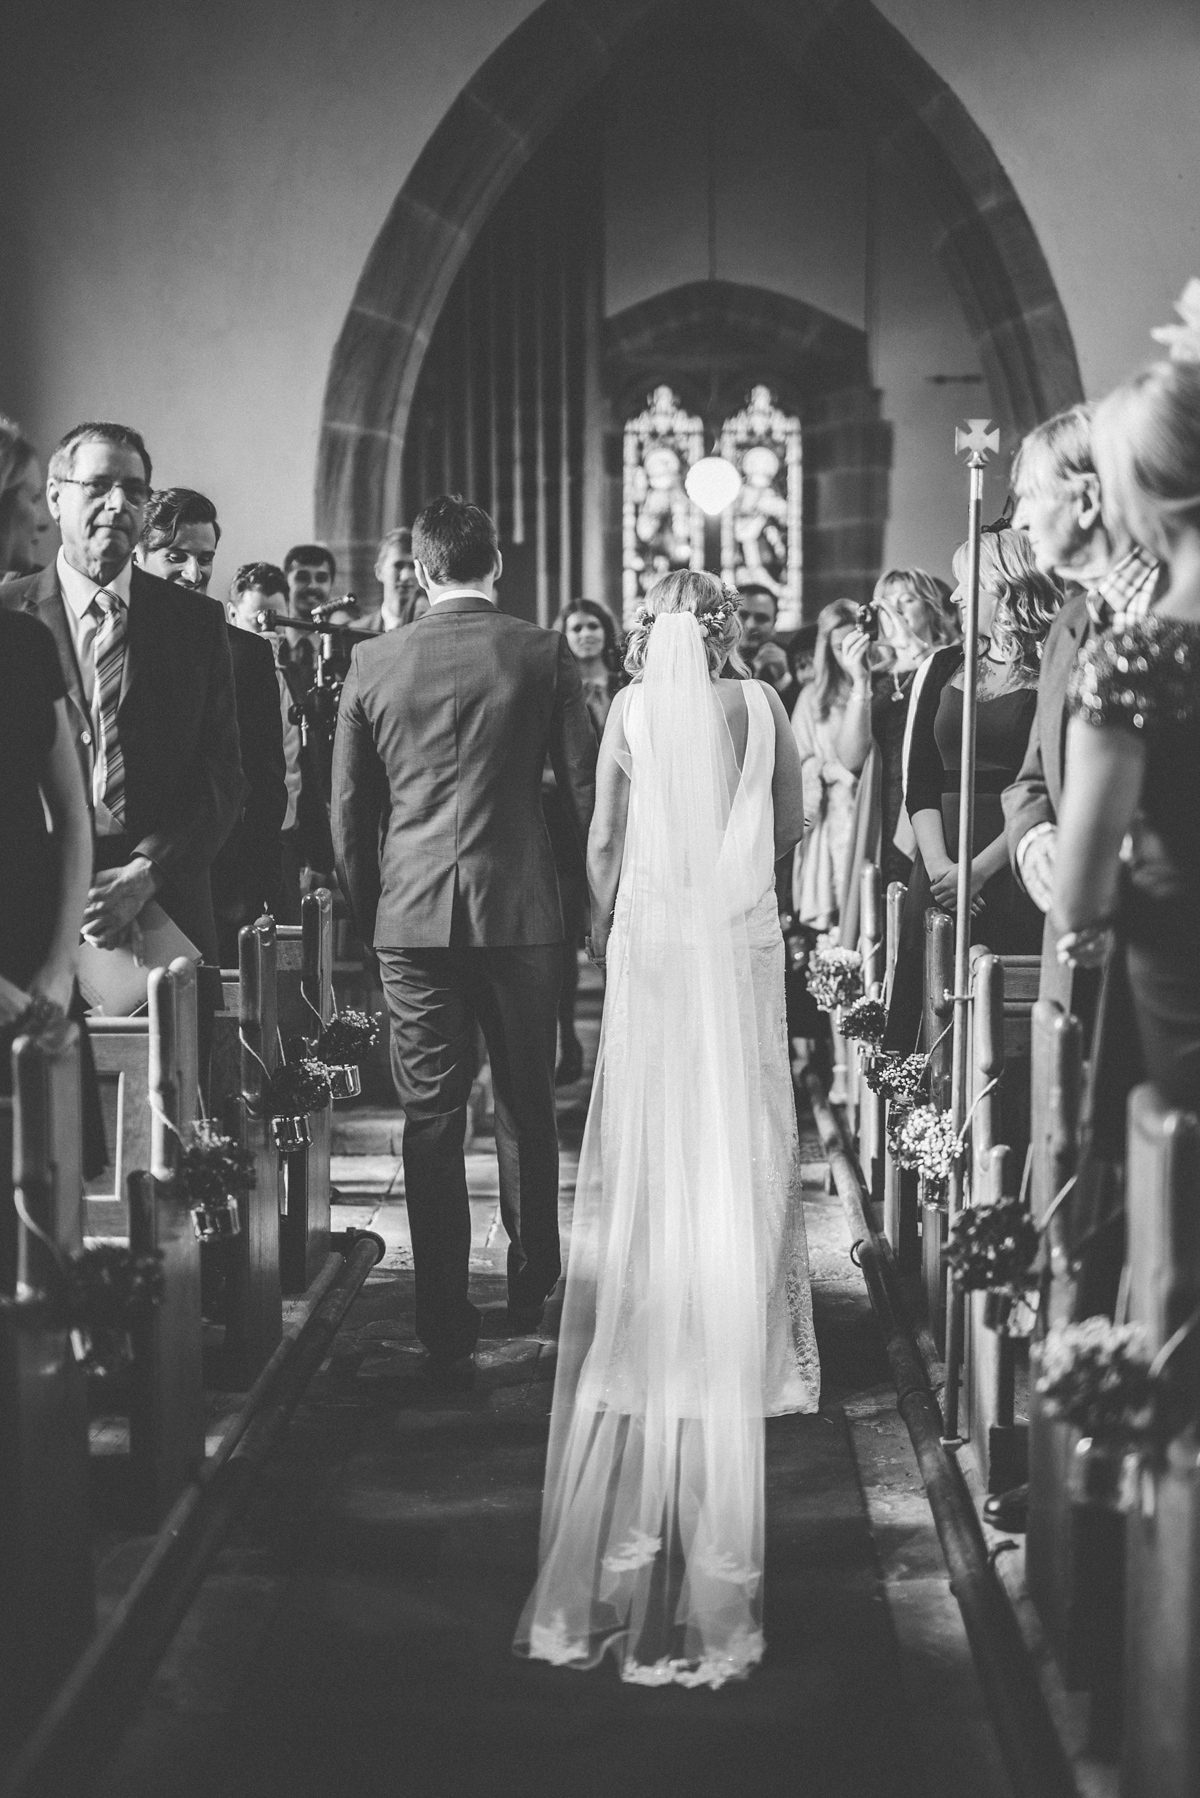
[1068,615,1200,1106]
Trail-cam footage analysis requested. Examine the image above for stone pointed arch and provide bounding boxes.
[317,0,1082,580]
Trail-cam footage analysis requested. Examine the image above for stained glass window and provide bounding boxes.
[720,386,802,629]
[622,386,704,624]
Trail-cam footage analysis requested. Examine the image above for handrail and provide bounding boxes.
[0,1229,385,1798]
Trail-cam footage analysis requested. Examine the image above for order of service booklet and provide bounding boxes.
[77,901,201,1016]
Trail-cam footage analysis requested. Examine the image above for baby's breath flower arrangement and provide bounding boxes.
[1036,1319,1156,1440]
[314,1010,381,1068]
[805,938,863,1013]
[945,1198,1039,1298]
[841,997,887,1047]
[865,1052,927,1109]
[175,1121,255,1241]
[890,1104,961,1195]
[945,1198,1040,1331]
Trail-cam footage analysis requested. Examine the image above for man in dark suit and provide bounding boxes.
[1,423,244,971]
[332,495,597,1374]
[137,489,287,964]
[1002,405,1165,1007]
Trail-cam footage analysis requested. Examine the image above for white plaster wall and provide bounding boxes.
[2,0,1198,591]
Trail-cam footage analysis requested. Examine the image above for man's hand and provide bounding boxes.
[1018,824,1057,914]
[82,857,160,951]
[28,959,76,1018]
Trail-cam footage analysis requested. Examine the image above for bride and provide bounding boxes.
[513,570,820,1688]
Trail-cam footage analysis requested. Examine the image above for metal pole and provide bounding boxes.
[944,419,999,1438]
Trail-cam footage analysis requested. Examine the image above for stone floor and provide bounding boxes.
[94,968,1013,1798]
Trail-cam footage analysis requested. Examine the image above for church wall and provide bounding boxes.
[2,0,1198,595]
[604,90,990,586]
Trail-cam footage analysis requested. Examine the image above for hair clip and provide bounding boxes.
[1151,277,1200,364]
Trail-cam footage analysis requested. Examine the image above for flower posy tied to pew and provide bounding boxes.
[308,1008,382,1101]
[804,935,864,1014]
[944,1198,1039,1335]
[174,1120,256,1242]
[1035,1318,1157,1511]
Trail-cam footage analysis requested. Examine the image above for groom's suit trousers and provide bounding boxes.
[377,933,562,1360]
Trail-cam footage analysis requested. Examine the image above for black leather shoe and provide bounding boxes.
[422,1350,476,1391]
[507,1302,546,1334]
[983,1483,1028,1532]
[555,1041,584,1087]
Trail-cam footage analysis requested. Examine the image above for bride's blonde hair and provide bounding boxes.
[624,569,743,677]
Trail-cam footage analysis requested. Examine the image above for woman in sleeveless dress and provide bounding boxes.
[514,570,819,1688]
[1054,348,1200,1110]
[884,530,1060,1052]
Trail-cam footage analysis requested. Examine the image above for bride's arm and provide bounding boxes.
[1051,717,1144,949]
[767,684,806,861]
[586,688,632,961]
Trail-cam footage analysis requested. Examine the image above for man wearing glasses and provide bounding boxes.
[0,421,244,977]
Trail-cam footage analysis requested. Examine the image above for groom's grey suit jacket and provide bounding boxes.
[331,594,597,950]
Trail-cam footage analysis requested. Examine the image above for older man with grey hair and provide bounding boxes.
[1002,403,1165,934]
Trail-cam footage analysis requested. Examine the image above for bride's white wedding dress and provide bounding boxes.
[513,613,819,1689]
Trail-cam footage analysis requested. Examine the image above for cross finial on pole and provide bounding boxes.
[954,418,1000,467]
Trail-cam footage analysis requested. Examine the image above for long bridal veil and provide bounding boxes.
[514,611,770,1688]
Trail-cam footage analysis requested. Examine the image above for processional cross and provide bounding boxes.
[943,417,999,1441]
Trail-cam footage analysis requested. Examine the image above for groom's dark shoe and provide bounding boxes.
[507,1301,546,1335]
[421,1348,477,1392]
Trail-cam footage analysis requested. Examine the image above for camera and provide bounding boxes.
[855,601,880,642]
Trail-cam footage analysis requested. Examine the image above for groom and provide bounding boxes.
[332,495,597,1374]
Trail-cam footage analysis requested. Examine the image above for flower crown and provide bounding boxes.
[632,585,740,644]
[1151,278,1200,364]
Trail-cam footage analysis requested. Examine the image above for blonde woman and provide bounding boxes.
[1054,343,1200,1108]
[791,599,867,929]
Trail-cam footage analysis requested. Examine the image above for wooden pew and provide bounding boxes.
[881,880,915,1265]
[1026,998,1122,1753]
[959,951,1036,1492]
[0,1023,94,1746]
[919,907,955,1348]
[276,889,334,1294]
[209,916,283,1386]
[1122,1084,1200,1798]
[84,961,205,1523]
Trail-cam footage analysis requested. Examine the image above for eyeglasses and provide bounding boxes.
[56,476,151,508]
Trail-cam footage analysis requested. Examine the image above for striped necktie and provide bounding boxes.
[93,590,127,826]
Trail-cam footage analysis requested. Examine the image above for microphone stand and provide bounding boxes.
[943,421,999,1441]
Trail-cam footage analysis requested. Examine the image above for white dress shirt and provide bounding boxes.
[427,586,494,606]
[57,547,133,836]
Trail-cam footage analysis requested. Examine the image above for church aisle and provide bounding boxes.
[93,977,1007,1798]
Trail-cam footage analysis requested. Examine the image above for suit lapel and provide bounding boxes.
[121,569,152,712]
[1044,597,1088,813]
[32,567,89,722]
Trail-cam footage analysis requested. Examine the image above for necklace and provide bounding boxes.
[890,670,907,704]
